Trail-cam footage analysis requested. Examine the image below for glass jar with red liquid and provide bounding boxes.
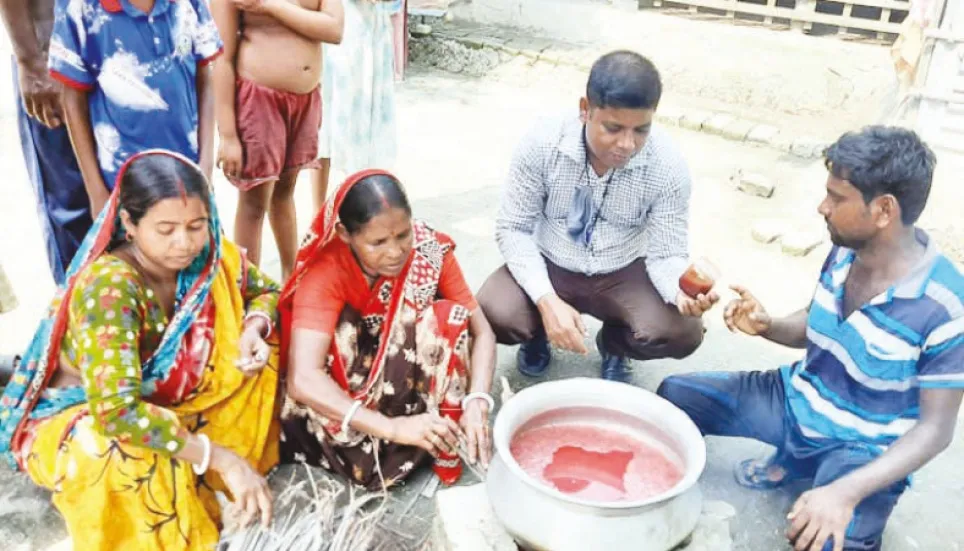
[678,257,720,299]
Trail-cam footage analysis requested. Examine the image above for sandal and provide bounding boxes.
[0,354,20,387]
[733,455,803,490]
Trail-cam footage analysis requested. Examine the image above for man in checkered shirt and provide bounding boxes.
[477,51,719,383]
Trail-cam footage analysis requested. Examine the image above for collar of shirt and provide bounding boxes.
[101,0,177,17]
[555,116,650,172]
[825,228,940,306]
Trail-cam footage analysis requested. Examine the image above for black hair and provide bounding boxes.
[586,50,662,110]
[824,126,936,225]
[119,153,211,226]
[338,173,412,234]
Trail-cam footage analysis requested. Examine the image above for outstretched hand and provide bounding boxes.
[723,284,772,336]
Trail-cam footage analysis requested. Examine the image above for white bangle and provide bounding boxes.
[461,392,495,411]
[192,434,211,475]
[341,400,363,434]
[243,311,273,339]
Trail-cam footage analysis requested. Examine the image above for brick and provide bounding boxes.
[680,110,714,131]
[782,231,825,256]
[432,483,517,551]
[751,219,787,244]
[680,501,735,551]
[721,119,756,141]
[790,137,829,159]
[538,50,564,65]
[732,171,776,198]
[656,106,685,127]
[703,114,736,135]
[746,124,780,145]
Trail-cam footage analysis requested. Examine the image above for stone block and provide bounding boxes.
[751,219,788,244]
[458,35,486,50]
[432,483,517,551]
[746,124,780,145]
[782,231,825,257]
[680,110,714,131]
[703,114,737,135]
[537,50,565,65]
[790,136,829,159]
[498,44,521,57]
[656,106,685,127]
[721,119,756,141]
[679,500,735,551]
[731,171,776,198]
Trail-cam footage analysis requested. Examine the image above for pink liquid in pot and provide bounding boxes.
[510,422,683,503]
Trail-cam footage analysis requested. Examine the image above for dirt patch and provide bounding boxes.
[409,36,504,76]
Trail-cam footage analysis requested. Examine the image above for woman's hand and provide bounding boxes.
[210,446,273,529]
[459,399,492,468]
[236,325,270,375]
[390,413,463,457]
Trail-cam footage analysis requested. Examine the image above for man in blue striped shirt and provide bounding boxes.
[658,126,964,551]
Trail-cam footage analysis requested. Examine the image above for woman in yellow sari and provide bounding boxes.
[0,150,279,550]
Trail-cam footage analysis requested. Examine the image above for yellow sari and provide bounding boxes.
[21,242,280,550]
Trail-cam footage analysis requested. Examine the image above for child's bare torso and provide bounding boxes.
[237,0,324,94]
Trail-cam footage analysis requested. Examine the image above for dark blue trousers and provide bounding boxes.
[657,370,907,551]
[12,59,91,285]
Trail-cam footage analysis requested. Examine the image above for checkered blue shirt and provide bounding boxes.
[495,114,692,305]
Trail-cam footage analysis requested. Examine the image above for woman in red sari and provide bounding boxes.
[279,170,497,489]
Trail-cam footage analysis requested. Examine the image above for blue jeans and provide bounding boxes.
[12,59,91,285]
[657,370,906,551]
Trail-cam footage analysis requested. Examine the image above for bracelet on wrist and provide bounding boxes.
[192,434,212,476]
[341,400,363,434]
[243,311,273,339]
[461,392,495,411]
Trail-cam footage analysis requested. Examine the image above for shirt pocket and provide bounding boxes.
[544,171,577,220]
[602,178,646,228]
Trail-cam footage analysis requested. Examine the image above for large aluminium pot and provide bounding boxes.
[486,378,706,551]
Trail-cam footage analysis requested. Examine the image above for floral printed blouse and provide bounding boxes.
[60,255,279,455]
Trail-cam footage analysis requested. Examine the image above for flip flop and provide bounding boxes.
[733,456,802,490]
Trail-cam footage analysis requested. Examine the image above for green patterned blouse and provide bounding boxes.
[60,254,279,455]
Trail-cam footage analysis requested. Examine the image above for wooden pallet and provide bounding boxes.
[641,0,909,40]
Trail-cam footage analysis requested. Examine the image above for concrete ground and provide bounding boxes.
[2,17,964,551]
[447,0,897,141]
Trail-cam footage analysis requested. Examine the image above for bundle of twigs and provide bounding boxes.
[218,465,387,551]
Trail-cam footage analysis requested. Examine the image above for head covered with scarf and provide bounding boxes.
[0,150,223,465]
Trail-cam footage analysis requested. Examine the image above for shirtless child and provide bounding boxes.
[212,0,344,278]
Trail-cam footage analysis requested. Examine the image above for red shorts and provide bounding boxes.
[232,77,322,190]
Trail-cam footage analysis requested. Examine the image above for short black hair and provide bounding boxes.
[119,153,210,226]
[586,50,662,110]
[339,173,412,234]
[824,126,936,225]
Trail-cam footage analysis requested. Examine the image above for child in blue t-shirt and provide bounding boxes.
[49,0,223,217]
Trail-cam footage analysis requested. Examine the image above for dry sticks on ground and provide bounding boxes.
[218,465,387,551]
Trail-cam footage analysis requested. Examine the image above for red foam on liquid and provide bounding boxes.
[510,423,683,503]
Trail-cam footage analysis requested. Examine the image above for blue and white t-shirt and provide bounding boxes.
[782,231,964,452]
[49,0,222,188]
